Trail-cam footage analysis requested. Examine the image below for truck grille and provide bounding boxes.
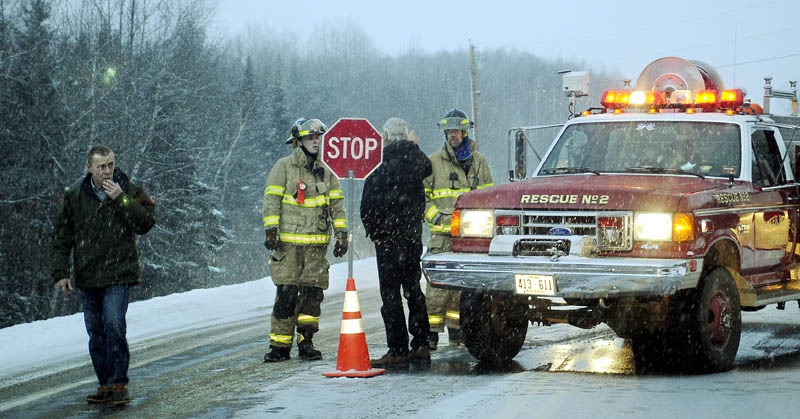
[504,210,633,251]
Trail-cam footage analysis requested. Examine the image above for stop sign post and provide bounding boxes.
[321,118,383,277]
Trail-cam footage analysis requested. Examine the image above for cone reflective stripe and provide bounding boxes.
[323,278,386,378]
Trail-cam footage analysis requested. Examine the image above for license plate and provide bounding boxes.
[514,274,556,296]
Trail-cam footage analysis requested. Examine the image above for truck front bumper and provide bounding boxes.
[421,253,703,299]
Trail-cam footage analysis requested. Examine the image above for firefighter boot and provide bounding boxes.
[427,332,439,351]
[264,346,291,362]
[297,334,322,361]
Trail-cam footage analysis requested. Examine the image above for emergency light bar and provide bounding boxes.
[598,88,745,113]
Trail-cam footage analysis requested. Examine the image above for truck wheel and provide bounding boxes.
[676,267,742,372]
[459,291,528,364]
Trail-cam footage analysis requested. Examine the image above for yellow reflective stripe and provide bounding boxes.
[477,183,494,189]
[424,187,433,194]
[263,216,279,227]
[429,224,451,233]
[428,315,444,325]
[280,233,330,244]
[281,195,330,207]
[431,188,469,199]
[332,218,347,228]
[446,311,460,320]
[269,333,293,344]
[425,206,439,222]
[297,314,319,324]
[265,185,286,197]
[329,190,344,199]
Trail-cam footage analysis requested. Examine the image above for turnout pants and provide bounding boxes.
[374,237,430,352]
[425,233,460,332]
[268,244,329,348]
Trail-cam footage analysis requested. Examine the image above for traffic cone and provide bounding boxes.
[323,277,386,377]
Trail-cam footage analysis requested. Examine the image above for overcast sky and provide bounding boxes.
[213,0,800,113]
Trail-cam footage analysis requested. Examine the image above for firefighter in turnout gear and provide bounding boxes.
[424,108,493,350]
[262,118,348,362]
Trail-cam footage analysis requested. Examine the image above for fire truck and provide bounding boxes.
[421,57,800,372]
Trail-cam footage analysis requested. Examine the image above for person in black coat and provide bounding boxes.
[361,117,433,368]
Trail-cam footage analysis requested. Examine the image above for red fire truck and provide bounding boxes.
[421,57,800,372]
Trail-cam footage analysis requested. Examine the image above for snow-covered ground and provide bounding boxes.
[4,257,800,419]
[0,258,381,385]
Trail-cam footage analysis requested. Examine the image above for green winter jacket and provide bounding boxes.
[424,140,493,250]
[51,169,156,288]
[262,147,347,245]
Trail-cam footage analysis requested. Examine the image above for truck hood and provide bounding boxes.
[459,174,731,212]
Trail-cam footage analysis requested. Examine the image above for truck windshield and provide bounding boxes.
[539,121,741,178]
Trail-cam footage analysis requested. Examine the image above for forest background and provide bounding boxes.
[0,0,615,328]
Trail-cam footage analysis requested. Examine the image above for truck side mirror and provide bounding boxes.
[795,145,800,181]
[515,130,526,180]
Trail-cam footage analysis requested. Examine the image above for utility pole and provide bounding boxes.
[469,41,480,151]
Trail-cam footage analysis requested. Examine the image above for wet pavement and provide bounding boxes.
[3,290,800,418]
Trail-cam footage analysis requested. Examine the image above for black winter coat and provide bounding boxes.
[51,169,156,288]
[361,140,432,242]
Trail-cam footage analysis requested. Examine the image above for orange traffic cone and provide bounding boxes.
[323,277,386,377]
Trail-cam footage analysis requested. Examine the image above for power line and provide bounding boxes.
[717,52,800,68]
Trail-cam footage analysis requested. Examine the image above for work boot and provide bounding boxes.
[448,328,464,346]
[370,349,409,368]
[86,385,112,404]
[297,339,322,361]
[110,384,131,406]
[427,332,439,351]
[409,346,431,363]
[264,346,291,362]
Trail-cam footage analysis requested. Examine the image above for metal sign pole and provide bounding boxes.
[347,169,354,279]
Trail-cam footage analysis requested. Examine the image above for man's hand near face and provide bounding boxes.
[56,278,72,294]
[102,179,123,200]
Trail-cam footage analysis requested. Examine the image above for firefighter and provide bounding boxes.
[424,108,493,350]
[262,118,348,362]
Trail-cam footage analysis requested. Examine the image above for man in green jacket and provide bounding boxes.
[52,145,156,406]
[424,108,493,350]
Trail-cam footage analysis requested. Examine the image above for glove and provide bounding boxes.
[333,231,348,257]
[264,228,279,251]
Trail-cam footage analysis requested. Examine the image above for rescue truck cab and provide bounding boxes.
[421,57,800,372]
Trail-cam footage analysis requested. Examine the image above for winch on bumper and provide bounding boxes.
[421,235,703,299]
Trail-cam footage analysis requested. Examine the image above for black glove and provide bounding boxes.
[333,231,348,257]
[264,228,279,251]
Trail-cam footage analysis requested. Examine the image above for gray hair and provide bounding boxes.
[382,117,409,143]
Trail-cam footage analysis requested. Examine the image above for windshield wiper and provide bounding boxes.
[541,167,600,175]
[624,167,704,178]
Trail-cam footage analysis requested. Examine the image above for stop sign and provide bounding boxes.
[321,118,383,179]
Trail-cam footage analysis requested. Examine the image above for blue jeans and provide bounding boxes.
[81,285,130,386]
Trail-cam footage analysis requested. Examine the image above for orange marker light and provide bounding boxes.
[451,210,461,237]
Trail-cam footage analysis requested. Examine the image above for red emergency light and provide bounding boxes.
[720,89,744,108]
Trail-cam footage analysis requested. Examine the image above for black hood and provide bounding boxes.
[381,140,429,185]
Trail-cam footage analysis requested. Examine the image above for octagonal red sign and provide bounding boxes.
[321,118,383,179]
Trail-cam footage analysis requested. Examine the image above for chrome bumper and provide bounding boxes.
[421,252,703,299]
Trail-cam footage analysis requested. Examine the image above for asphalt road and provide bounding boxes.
[3,290,800,418]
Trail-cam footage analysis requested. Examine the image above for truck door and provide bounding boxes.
[749,128,797,280]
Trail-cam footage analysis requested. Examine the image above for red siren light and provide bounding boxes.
[720,89,744,108]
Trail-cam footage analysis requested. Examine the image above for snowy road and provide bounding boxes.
[2,259,800,418]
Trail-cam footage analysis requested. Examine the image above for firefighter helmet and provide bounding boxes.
[436,108,472,133]
[286,118,328,144]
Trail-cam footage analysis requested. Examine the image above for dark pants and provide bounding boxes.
[81,285,130,386]
[374,237,430,353]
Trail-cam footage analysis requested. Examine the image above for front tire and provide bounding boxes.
[673,267,742,372]
[460,291,529,364]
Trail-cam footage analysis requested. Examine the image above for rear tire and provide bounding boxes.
[460,291,528,364]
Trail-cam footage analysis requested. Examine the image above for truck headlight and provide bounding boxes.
[634,212,672,241]
[634,212,695,242]
[458,209,494,238]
